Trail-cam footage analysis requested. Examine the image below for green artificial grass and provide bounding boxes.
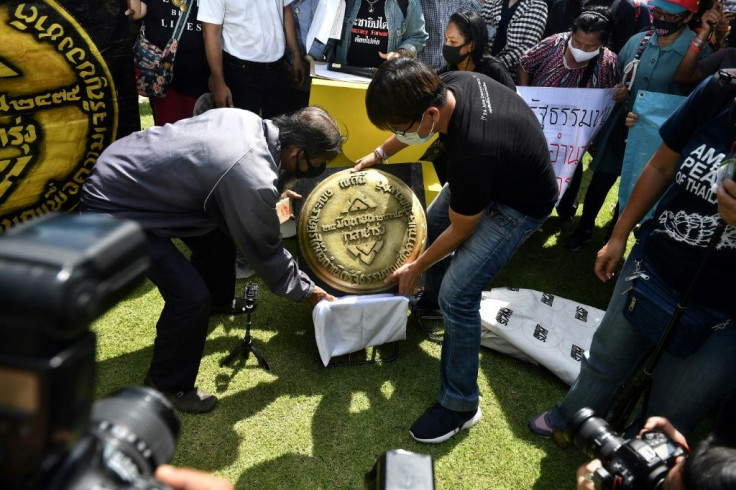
[91,104,633,488]
[93,273,591,489]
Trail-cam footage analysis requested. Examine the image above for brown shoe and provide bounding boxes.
[144,374,217,414]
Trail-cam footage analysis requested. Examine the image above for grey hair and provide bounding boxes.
[272,106,344,159]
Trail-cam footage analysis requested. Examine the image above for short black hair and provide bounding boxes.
[683,435,736,490]
[572,5,614,46]
[448,11,490,66]
[682,393,736,490]
[272,106,344,160]
[365,58,447,130]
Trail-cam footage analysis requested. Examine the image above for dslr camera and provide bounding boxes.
[0,213,180,489]
[567,408,687,490]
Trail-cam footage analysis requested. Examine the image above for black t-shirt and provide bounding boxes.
[648,79,736,314]
[439,71,558,218]
[142,0,209,97]
[347,0,390,67]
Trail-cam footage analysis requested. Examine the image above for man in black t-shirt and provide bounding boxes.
[353,58,558,443]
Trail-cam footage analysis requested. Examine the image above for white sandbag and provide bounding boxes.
[479,288,605,385]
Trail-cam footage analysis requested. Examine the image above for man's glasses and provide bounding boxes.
[387,119,418,137]
[650,6,685,22]
[387,108,430,137]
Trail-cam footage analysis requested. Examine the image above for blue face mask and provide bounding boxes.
[394,111,435,145]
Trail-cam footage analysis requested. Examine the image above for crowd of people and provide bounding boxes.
[101,0,736,486]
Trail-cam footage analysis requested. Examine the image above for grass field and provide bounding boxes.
[91,102,633,488]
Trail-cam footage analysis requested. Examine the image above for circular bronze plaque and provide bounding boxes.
[298,169,427,294]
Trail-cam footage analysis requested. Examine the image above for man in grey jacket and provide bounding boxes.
[81,106,341,413]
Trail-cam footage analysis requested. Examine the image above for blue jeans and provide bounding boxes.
[427,185,546,412]
[549,249,736,436]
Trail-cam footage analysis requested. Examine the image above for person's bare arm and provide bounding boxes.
[595,144,679,282]
[717,177,736,226]
[352,135,409,171]
[674,4,720,84]
[202,22,233,108]
[155,465,233,490]
[283,6,306,87]
[516,66,531,86]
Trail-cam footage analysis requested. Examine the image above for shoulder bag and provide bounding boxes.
[133,0,194,98]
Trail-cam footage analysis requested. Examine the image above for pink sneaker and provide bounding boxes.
[529,411,555,438]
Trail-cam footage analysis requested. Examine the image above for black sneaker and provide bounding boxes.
[563,228,592,251]
[210,299,246,316]
[144,374,217,413]
[409,403,482,443]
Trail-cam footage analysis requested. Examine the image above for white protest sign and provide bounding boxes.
[517,87,617,203]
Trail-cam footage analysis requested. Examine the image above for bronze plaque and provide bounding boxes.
[298,169,427,294]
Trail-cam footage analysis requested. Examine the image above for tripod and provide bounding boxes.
[220,282,270,371]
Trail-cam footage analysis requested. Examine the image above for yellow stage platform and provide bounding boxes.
[309,77,442,205]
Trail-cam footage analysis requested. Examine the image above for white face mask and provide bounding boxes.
[394,111,435,146]
[567,38,600,63]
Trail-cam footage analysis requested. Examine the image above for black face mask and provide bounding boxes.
[442,43,470,66]
[652,17,684,37]
[295,155,327,179]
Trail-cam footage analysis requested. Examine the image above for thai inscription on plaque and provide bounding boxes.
[298,169,427,294]
[0,0,119,231]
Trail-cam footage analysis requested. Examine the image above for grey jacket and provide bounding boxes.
[81,108,313,302]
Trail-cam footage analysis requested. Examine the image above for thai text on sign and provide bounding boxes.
[518,86,617,203]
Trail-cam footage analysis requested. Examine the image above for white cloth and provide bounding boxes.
[312,294,409,366]
[479,288,605,385]
[198,0,292,62]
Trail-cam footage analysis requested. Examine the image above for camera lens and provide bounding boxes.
[90,386,180,469]
[567,408,625,462]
